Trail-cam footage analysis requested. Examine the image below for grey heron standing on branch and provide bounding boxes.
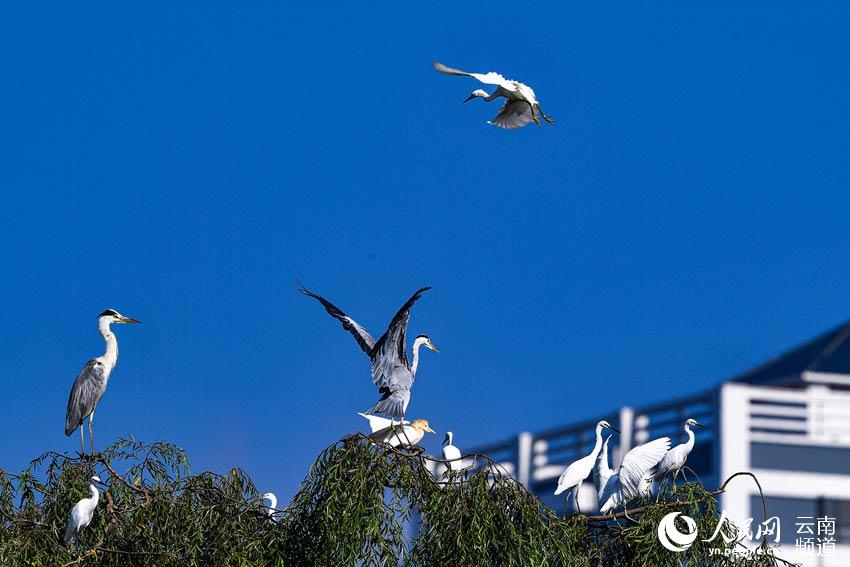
[65,309,141,455]
[300,285,437,420]
[432,61,554,129]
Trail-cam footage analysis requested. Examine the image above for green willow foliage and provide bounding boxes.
[0,435,792,566]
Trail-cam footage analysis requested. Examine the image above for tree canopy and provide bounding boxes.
[0,436,792,566]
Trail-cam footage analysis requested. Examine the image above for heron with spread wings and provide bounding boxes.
[432,61,554,129]
[299,285,438,419]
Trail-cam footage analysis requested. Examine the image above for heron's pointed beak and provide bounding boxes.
[693,422,706,428]
[120,316,141,324]
[426,341,439,352]
[609,426,621,434]
[426,426,436,434]
[463,94,476,104]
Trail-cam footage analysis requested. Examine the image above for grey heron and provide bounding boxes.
[653,418,705,485]
[64,475,107,545]
[65,309,141,455]
[300,285,437,420]
[554,420,619,513]
[442,431,462,471]
[597,436,671,514]
[432,61,554,129]
[359,413,435,448]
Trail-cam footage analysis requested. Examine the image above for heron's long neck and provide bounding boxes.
[683,425,695,451]
[590,427,604,459]
[411,341,423,376]
[267,494,277,510]
[89,485,100,506]
[484,91,501,102]
[99,318,118,368]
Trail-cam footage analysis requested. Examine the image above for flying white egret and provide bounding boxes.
[442,431,463,472]
[554,420,619,513]
[359,413,435,448]
[260,492,278,519]
[432,61,554,129]
[300,286,437,420]
[597,436,671,514]
[654,418,705,485]
[65,309,141,455]
[63,475,107,545]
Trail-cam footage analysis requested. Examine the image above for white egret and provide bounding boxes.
[260,492,278,519]
[359,413,435,448]
[597,436,671,514]
[300,286,437,420]
[432,61,554,129]
[592,434,613,497]
[653,418,705,485]
[442,431,462,471]
[63,475,107,545]
[554,420,619,513]
[65,309,141,455]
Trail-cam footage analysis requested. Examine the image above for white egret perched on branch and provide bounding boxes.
[65,309,141,455]
[442,431,463,471]
[260,492,278,519]
[300,285,438,420]
[432,61,554,129]
[359,413,435,448]
[64,475,107,545]
[597,436,671,514]
[653,418,705,485]
[554,420,619,513]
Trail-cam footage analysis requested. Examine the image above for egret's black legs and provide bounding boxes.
[574,485,583,515]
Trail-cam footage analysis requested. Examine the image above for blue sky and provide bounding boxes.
[1,2,848,500]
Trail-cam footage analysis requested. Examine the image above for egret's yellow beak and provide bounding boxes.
[426,341,439,352]
[425,425,436,434]
[119,316,141,324]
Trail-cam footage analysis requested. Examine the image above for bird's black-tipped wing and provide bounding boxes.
[65,359,107,436]
[299,286,377,355]
[370,287,431,386]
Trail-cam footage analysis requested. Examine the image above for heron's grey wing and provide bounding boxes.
[489,99,534,129]
[65,360,106,436]
[432,61,516,91]
[369,287,431,386]
[618,437,671,499]
[299,286,377,355]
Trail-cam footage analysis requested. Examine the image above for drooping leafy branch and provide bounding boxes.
[0,435,794,566]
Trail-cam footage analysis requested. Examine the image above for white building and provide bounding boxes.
[470,320,850,566]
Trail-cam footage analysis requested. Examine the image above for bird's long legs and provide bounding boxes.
[79,424,86,456]
[88,411,96,455]
[573,485,583,515]
[528,102,542,127]
[538,105,555,124]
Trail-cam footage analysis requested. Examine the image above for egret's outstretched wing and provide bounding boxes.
[299,286,377,355]
[489,99,534,129]
[370,287,431,386]
[618,437,670,499]
[432,61,516,92]
[65,360,106,436]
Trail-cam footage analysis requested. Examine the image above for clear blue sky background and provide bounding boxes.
[1,3,848,501]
